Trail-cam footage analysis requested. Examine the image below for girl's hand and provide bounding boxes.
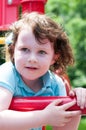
[69,88,86,109]
[43,99,81,127]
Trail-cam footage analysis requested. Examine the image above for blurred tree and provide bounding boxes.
[0,31,6,65]
[45,0,86,87]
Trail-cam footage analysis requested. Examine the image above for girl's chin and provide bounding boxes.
[22,76,40,81]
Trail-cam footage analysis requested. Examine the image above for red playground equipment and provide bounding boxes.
[0,0,20,30]
[9,96,86,115]
[0,0,47,30]
[0,0,86,130]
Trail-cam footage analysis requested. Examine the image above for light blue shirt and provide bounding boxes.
[0,61,67,130]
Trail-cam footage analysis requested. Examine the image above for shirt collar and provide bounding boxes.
[16,70,52,93]
[42,70,52,88]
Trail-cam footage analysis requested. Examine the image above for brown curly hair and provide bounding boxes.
[7,12,74,72]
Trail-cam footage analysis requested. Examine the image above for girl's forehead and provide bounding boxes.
[17,29,52,45]
[18,27,34,41]
[18,27,50,43]
[19,25,32,33]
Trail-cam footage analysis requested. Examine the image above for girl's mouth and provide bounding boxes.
[26,67,38,70]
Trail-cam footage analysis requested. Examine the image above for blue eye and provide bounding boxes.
[39,50,47,55]
[21,48,30,53]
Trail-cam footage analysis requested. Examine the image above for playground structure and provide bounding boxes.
[0,0,86,130]
[9,96,86,115]
[0,0,47,62]
[0,0,47,30]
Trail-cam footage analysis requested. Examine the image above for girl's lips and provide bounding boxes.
[26,67,38,70]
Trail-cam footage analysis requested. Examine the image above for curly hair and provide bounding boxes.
[7,12,74,72]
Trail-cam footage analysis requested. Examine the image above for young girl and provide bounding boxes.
[0,12,83,130]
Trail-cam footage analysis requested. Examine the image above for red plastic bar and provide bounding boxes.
[20,0,47,13]
[9,96,86,115]
[0,0,20,30]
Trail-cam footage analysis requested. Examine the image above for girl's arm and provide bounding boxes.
[0,87,81,130]
[0,87,46,130]
[53,87,85,130]
[0,109,49,130]
[53,115,81,130]
[69,87,86,109]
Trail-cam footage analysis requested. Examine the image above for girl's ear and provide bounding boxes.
[51,54,60,65]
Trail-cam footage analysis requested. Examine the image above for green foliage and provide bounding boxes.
[78,117,86,130]
[0,44,5,65]
[0,31,6,65]
[46,0,86,87]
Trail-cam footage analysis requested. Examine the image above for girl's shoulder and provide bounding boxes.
[48,70,67,96]
[0,61,14,72]
[49,70,64,84]
[0,61,17,93]
[0,61,15,76]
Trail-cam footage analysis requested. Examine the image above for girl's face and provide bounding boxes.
[14,27,56,82]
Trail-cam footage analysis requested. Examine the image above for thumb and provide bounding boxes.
[69,89,76,97]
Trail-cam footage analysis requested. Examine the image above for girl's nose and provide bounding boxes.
[27,53,38,63]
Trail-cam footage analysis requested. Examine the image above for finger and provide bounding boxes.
[69,89,75,97]
[79,88,85,109]
[50,99,63,106]
[75,88,82,106]
[75,88,83,108]
[76,88,86,109]
[85,94,86,108]
[65,110,81,118]
[80,88,86,108]
[61,99,76,110]
[64,116,72,123]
